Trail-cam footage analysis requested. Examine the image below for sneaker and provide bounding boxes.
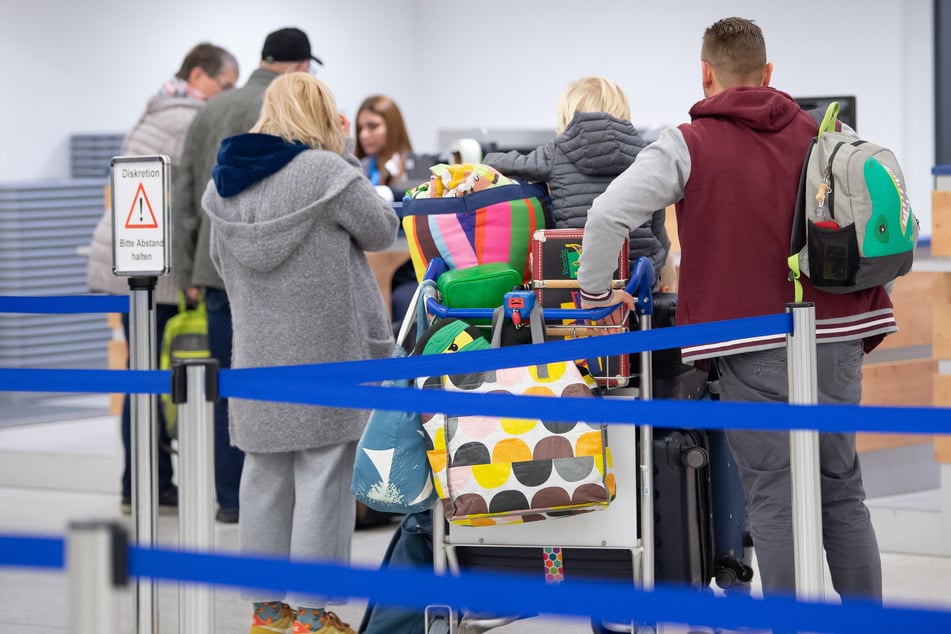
[292,610,356,633]
[120,486,178,516]
[216,507,239,523]
[251,602,296,634]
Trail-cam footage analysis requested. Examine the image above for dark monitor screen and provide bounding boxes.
[795,96,857,132]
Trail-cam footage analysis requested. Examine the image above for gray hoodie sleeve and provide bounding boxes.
[578,126,690,304]
[482,142,555,182]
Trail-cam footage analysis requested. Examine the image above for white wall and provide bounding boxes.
[1,0,936,233]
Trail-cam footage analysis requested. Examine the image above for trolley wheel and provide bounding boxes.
[714,556,755,590]
[682,446,708,469]
[715,566,738,589]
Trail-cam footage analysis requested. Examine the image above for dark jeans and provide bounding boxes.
[359,511,433,633]
[121,304,177,499]
[204,287,244,511]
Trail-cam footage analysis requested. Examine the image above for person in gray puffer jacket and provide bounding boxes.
[483,76,670,281]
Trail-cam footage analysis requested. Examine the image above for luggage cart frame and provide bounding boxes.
[415,257,658,634]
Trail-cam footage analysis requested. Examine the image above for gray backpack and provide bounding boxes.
[788,102,918,300]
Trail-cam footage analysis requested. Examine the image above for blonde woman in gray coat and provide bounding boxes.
[203,73,398,634]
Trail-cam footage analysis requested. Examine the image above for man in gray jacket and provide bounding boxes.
[172,26,322,523]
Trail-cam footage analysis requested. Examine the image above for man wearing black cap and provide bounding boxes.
[172,26,322,524]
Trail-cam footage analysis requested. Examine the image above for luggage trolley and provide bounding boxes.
[417,256,664,634]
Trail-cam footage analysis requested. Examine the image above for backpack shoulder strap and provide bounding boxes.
[816,102,839,137]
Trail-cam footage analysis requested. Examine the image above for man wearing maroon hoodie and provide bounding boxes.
[578,17,894,602]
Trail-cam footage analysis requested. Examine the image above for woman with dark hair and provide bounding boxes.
[355,94,414,202]
[354,95,420,346]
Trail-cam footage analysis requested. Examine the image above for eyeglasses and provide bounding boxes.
[211,75,235,91]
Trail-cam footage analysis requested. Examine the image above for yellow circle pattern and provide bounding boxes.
[575,430,605,457]
[492,438,533,464]
[500,418,537,434]
[471,463,512,489]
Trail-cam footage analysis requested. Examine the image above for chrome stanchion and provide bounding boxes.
[128,276,158,634]
[172,359,219,634]
[638,309,655,595]
[67,520,128,634]
[786,302,824,601]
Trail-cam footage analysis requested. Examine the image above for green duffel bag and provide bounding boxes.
[436,262,522,310]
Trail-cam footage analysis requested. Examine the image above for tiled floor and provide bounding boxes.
[0,397,949,633]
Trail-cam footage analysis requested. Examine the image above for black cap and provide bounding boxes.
[261,27,323,66]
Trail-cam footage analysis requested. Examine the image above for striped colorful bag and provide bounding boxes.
[401,166,550,283]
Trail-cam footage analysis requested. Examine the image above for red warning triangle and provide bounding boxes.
[124,183,159,229]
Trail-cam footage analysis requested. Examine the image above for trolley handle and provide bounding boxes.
[422,256,655,321]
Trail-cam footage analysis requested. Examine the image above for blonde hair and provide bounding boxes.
[250,72,344,154]
[555,77,631,134]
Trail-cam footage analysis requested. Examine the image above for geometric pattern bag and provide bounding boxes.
[416,311,615,527]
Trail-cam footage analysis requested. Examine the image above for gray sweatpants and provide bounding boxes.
[716,341,882,601]
[239,442,358,607]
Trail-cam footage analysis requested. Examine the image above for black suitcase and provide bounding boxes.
[640,428,715,588]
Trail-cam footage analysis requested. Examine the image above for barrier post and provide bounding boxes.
[128,276,159,634]
[67,520,128,634]
[172,358,220,634]
[637,309,655,596]
[786,302,825,601]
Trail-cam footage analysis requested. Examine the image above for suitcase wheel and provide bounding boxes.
[681,446,709,469]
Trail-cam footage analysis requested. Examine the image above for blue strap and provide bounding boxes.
[0,295,129,314]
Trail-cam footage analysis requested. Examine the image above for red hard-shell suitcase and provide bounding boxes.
[529,228,632,388]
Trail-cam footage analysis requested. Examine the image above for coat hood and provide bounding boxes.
[211,133,309,197]
[202,146,350,274]
[559,112,647,176]
[689,86,802,133]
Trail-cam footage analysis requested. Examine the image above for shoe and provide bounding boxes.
[251,602,296,634]
[216,507,239,523]
[293,610,355,633]
[120,486,178,516]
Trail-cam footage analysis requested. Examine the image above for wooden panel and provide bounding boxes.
[937,436,951,463]
[662,204,680,290]
[664,204,680,253]
[934,374,951,463]
[365,251,410,318]
[860,358,935,406]
[856,434,932,453]
[932,190,951,256]
[934,273,951,359]
[877,271,932,349]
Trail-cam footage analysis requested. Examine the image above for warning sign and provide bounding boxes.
[111,155,170,276]
[124,183,159,229]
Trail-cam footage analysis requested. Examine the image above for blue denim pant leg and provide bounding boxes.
[204,287,244,511]
[121,303,178,499]
[359,511,433,633]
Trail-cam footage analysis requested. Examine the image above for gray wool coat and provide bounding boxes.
[203,149,399,453]
[483,111,670,276]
